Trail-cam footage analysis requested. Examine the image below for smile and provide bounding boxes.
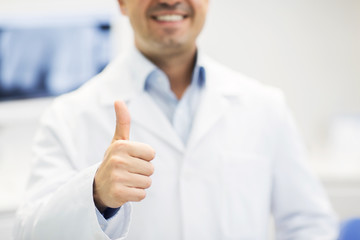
[152,14,188,22]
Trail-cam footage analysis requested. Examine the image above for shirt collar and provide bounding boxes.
[127,46,206,93]
[191,50,206,89]
[99,46,211,105]
[125,46,158,94]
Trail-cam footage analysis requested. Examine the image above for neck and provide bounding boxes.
[139,46,197,99]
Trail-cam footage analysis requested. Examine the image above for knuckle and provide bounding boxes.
[109,155,120,165]
[110,185,121,199]
[109,172,119,183]
[117,172,128,183]
[113,186,126,200]
[109,171,127,184]
[111,156,127,168]
[113,140,128,150]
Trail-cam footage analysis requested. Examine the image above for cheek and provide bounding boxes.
[191,0,209,9]
[191,1,209,24]
[129,12,147,32]
[194,10,207,31]
[191,0,208,4]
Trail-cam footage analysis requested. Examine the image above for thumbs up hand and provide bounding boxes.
[93,101,155,212]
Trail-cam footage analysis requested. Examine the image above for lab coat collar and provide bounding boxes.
[98,47,244,152]
[98,47,243,106]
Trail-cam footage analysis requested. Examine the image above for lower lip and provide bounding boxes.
[151,18,187,26]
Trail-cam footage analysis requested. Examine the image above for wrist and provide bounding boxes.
[93,179,107,213]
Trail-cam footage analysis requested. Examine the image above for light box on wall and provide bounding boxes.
[0,13,112,101]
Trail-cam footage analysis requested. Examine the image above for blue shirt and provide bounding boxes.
[130,48,206,144]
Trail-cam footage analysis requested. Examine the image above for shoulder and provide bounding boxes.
[203,56,285,106]
[51,55,126,113]
[203,57,293,135]
[42,56,125,128]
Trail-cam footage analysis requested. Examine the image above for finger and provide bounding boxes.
[126,157,154,176]
[113,100,131,141]
[111,140,155,161]
[123,173,152,189]
[123,187,147,202]
[126,141,156,161]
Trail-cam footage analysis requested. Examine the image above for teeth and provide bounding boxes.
[155,15,184,22]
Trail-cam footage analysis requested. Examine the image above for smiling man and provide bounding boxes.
[121,0,208,99]
[15,0,338,239]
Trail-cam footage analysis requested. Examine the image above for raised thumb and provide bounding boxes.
[113,100,130,141]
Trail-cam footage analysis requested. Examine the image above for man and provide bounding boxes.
[15,0,338,239]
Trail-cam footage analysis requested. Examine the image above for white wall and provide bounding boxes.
[199,0,360,154]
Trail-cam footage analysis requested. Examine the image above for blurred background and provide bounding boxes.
[0,0,359,239]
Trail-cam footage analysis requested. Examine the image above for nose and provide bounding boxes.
[150,0,191,15]
[157,0,183,10]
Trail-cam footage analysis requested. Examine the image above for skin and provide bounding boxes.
[93,0,209,212]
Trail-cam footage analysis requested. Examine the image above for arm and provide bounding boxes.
[14,100,154,240]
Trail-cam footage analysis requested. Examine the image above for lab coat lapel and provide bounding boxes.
[98,54,184,152]
[129,93,185,152]
[186,54,245,151]
[187,88,230,150]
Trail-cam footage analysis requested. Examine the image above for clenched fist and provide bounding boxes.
[93,101,155,212]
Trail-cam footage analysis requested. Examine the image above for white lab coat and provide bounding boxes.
[14,51,338,240]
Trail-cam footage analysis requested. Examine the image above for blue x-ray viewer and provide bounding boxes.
[0,16,111,101]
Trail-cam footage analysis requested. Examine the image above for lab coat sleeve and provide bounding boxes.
[96,206,133,238]
[13,100,132,240]
[270,92,338,240]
